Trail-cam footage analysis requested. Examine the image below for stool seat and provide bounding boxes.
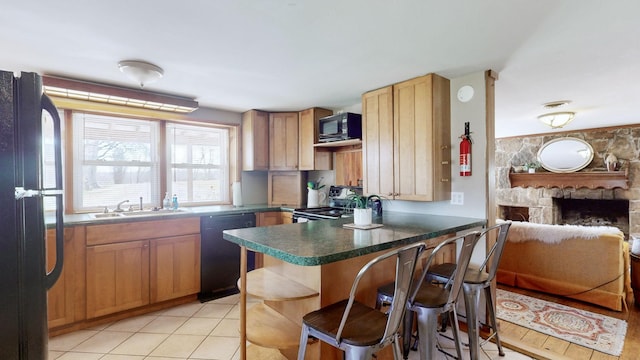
[429,263,490,285]
[302,299,387,346]
[297,242,426,360]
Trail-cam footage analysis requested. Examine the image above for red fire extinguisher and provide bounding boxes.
[459,122,472,176]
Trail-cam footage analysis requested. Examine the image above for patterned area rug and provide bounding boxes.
[496,289,627,356]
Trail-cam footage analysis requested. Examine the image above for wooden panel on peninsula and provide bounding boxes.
[509,170,628,190]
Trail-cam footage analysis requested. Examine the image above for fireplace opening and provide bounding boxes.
[554,198,629,238]
[499,206,529,222]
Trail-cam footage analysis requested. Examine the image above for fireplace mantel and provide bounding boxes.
[509,170,628,189]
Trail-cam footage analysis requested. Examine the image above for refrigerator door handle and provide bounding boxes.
[41,94,64,290]
[15,187,63,199]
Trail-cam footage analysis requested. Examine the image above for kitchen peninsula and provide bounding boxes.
[223,212,485,360]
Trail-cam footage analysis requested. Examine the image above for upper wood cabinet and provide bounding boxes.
[362,73,451,201]
[242,110,269,171]
[269,112,299,171]
[298,107,333,170]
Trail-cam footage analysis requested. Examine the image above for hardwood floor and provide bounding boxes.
[496,284,640,360]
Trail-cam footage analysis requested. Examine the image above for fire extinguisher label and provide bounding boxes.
[460,154,471,175]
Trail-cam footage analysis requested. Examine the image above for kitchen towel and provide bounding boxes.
[232,182,243,207]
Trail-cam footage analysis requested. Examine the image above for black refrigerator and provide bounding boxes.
[0,71,64,359]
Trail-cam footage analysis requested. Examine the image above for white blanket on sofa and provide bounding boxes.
[501,220,622,244]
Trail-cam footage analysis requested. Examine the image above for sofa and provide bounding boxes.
[496,221,631,311]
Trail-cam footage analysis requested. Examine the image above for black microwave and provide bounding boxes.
[318,112,362,142]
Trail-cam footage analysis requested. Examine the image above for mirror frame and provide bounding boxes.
[537,137,594,173]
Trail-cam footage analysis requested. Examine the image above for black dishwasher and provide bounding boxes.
[198,213,255,302]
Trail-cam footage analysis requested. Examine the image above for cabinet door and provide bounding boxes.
[86,240,150,318]
[257,211,284,227]
[242,110,269,171]
[269,112,299,170]
[150,234,201,303]
[281,211,293,224]
[268,171,306,206]
[393,74,450,201]
[362,86,394,197]
[47,226,86,328]
[299,107,333,170]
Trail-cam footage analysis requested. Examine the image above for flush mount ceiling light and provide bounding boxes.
[538,111,576,129]
[118,60,164,88]
[543,100,571,109]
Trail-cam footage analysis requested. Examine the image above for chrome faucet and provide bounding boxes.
[114,199,130,212]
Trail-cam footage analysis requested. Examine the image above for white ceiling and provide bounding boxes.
[1,0,639,137]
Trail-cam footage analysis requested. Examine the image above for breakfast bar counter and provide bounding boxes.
[223,212,485,360]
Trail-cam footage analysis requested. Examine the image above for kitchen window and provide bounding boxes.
[166,122,229,204]
[72,112,160,212]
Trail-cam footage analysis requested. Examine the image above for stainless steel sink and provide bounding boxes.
[89,208,187,219]
[120,209,187,216]
[89,213,124,219]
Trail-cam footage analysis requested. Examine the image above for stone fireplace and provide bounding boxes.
[495,127,640,239]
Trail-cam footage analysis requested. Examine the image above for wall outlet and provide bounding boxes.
[451,192,464,205]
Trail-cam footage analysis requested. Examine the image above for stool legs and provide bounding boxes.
[413,307,463,360]
[462,283,505,359]
[297,325,309,360]
[463,283,482,360]
[484,284,505,356]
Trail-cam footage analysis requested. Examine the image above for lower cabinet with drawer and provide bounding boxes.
[85,217,200,319]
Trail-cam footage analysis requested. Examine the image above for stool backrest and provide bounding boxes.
[335,242,426,345]
[410,231,481,310]
[478,221,512,281]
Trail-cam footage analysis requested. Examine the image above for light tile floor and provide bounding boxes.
[49,294,534,360]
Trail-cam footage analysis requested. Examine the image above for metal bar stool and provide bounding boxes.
[297,242,426,360]
[427,221,512,359]
[376,232,481,359]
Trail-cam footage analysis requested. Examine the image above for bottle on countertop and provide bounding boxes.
[163,192,171,209]
[172,194,179,210]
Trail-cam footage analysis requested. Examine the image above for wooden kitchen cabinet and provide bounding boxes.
[85,217,200,319]
[242,110,269,171]
[150,234,201,303]
[362,73,451,201]
[269,112,299,170]
[86,240,150,318]
[257,211,284,227]
[47,226,86,328]
[299,107,333,170]
[267,171,307,206]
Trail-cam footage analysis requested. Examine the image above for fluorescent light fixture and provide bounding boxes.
[43,75,198,113]
[537,112,575,129]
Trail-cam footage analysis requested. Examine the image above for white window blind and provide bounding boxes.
[166,122,229,204]
[72,113,160,211]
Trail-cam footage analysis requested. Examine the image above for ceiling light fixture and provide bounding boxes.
[118,60,164,88]
[538,112,576,129]
[43,75,198,113]
[542,100,571,109]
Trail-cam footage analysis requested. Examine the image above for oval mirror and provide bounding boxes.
[537,137,594,173]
